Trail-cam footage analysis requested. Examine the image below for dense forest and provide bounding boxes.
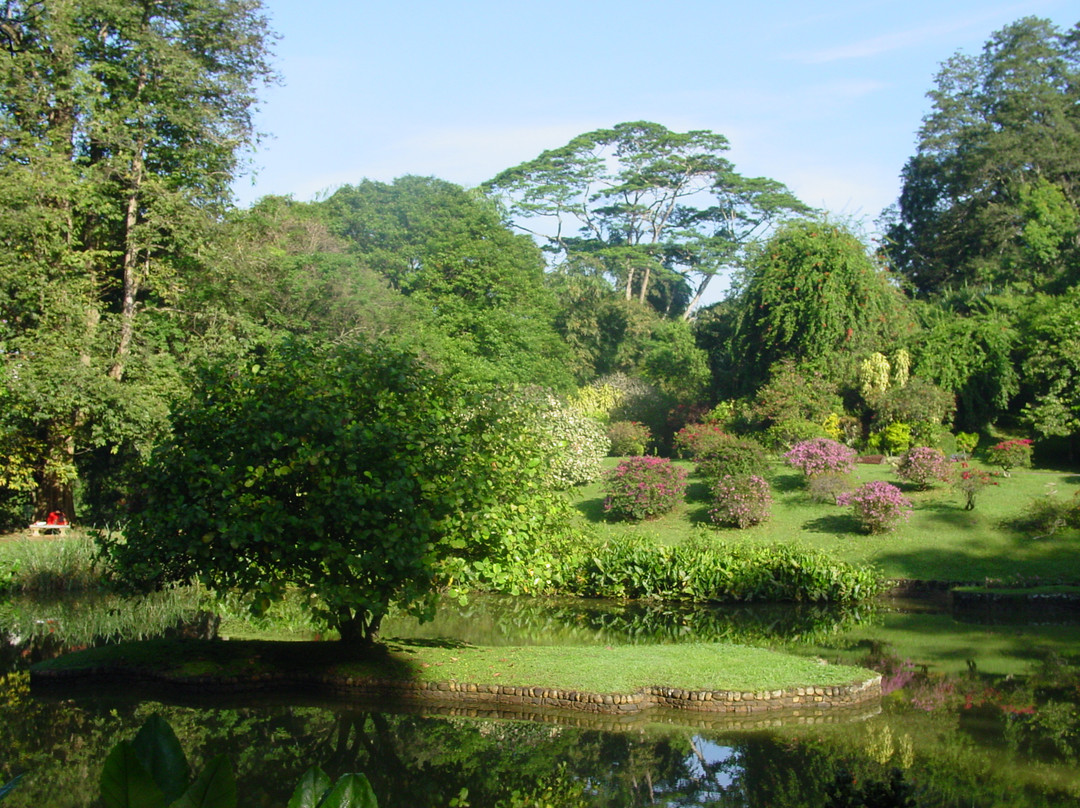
[1,4,1078,537]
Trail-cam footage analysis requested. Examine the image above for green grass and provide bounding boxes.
[576,457,1080,583]
[33,637,873,693]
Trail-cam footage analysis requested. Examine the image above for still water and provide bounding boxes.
[3,592,1080,806]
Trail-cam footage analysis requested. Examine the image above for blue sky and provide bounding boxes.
[234,0,1076,233]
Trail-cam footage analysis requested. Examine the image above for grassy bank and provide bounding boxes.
[32,637,873,693]
[570,459,1080,583]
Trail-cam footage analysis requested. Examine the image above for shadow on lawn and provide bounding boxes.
[802,514,861,535]
[575,496,607,521]
[874,540,1080,582]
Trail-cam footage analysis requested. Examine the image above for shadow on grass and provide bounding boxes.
[771,473,804,493]
[575,496,607,522]
[686,480,711,504]
[874,539,1080,583]
[687,504,713,526]
[802,514,861,535]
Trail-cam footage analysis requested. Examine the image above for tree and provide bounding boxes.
[319,177,576,391]
[105,338,574,645]
[484,121,811,318]
[1016,289,1080,442]
[884,17,1080,296]
[726,220,912,396]
[0,0,275,520]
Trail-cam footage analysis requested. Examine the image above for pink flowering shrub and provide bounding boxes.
[895,446,950,490]
[709,474,772,528]
[784,438,857,478]
[986,438,1033,475]
[603,456,688,521]
[838,481,912,533]
[673,422,729,459]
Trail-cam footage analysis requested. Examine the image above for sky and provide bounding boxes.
[233,0,1076,240]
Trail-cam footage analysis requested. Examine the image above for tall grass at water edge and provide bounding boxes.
[0,534,105,594]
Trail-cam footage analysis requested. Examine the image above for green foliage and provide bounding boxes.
[96,715,376,808]
[956,432,980,455]
[529,394,610,488]
[103,338,574,645]
[1018,290,1080,439]
[319,177,575,391]
[565,536,882,602]
[603,457,688,521]
[729,220,911,393]
[605,421,651,456]
[640,319,711,404]
[695,436,770,481]
[1007,493,1080,539]
[748,360,844,432]
[869,376,956,430]
[806,472,853,505]
[886,17,1080,295]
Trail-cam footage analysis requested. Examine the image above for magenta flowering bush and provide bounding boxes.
[673,422,729,459]
[709,474,772,529]
[986,438,1033,475]
[603,456,688,521]
[838,481,913,533]
[895,446,950,490]
[784,438,857,478]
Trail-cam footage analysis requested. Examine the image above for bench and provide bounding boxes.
[27,523,72,536]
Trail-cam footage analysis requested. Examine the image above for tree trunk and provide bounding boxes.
[337,608,381,647]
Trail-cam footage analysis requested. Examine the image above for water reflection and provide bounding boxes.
[3,591,1080,805]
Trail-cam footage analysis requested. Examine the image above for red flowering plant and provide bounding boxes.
[986,438,1033,476]
[603,456,688,521]
[951,461,998,510]
[672,422,729,459]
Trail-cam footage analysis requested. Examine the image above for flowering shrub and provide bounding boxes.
[709,474,772,528]
[673,422,729,459]
[606,420,651,456]
[533,397,610,488]
[695,436,769,481]
[987,438,1033,475]
[838,481,912,533]
[951,462,998,510]
[603,456,688,521]
[784,438,857,478]
[895,446,950,490]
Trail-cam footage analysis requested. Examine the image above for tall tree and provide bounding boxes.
[319,176,577,391]
[0,0,275,521]
[484,121,811,319]
[885,17,1080,296]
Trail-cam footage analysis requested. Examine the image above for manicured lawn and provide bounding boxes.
[573,457,1080,583]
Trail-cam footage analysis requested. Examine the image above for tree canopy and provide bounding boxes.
[885,17,1080,297]
[484,121,811,319]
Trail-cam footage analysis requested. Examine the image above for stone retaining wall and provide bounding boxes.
[33,666,881,719]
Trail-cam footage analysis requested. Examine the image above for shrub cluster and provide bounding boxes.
[533,397,611,487]
[807,471,852,504]
[603,456,688,521]
[709,474,772,529]
[695,435,770,480]
[838,481,912,533]
[606,420,651,456]
[672,422,729,459]
[784,438,857,478]
[895,446,950,490]
[987,438,1034,474]
[1008,493,1080,538]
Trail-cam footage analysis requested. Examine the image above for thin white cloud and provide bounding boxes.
[794,3,1043,63]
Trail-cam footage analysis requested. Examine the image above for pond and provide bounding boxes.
[3,591,1080,806]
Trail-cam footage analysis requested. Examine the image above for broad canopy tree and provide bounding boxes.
[105,338,576,645]
[484,121,811,319]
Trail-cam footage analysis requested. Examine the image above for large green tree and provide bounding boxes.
[484,121,811,319]
[885,17,1080,296]
[106,338,577,645]
[319,176,576,391]
[0,0,275,521]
